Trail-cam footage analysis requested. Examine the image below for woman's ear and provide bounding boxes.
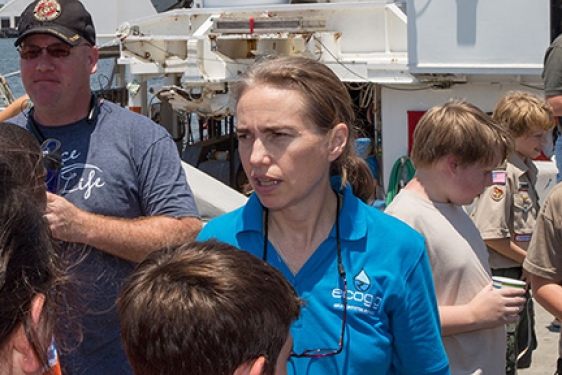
[12,325,42,374]
[328,123,348,162]
[13,294,46,375]
[30,295,45,327]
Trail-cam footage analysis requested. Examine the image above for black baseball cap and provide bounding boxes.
[14,0,96,47]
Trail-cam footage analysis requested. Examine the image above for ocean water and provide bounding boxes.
[0,38,25,98]
[0,37,116,100]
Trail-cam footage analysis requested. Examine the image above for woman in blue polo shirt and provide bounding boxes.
[197,56,450,375]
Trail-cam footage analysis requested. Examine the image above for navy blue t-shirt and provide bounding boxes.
[12,100,199,375]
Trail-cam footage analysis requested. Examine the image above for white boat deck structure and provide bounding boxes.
[1,2,561,369]
[0,0,555,201]
[0,0,158,46]
[115,0,554,195]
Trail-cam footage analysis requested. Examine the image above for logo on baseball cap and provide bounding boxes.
[15,0,96,47]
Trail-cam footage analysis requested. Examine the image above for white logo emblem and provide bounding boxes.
[34,0,62,22]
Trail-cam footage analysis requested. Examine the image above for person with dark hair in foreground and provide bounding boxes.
[0,163,65,374]
[118,239,301,375]
[0,122,46,205]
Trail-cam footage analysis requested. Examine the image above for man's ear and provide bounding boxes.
[234,356,266,375]
[328,123,348,162]
[13,294,46,374]
[89,45,100,74]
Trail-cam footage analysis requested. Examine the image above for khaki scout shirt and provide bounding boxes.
[524,183,562,357]
[471,153,539,269]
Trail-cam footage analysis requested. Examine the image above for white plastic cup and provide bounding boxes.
[492,276,526,290]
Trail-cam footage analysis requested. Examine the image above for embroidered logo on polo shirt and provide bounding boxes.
[34,0,62,22]
[354,269,371,292]
[332,269,381,315]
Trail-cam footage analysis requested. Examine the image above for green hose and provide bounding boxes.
[385,156,416,206]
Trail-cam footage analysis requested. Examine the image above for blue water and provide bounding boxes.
[0,37,116,99]
[0,38,25,98]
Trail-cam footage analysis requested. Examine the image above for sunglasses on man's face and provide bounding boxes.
[18,43,91,60]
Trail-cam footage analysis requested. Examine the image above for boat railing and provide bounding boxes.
[0,74,16,108]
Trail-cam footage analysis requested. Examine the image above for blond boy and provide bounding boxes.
[386,100,526,375]
[471,91,555,373]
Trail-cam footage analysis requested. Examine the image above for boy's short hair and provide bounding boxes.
[411,100,512,168]
[493,91,555,138]
[118,240,301,375]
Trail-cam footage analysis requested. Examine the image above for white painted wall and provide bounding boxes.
[407,0,549,75]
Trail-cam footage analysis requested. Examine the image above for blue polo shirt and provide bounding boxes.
[198,183,449,375]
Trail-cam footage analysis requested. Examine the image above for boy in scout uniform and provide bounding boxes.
[524,182,562,374]
[472,91,555,374]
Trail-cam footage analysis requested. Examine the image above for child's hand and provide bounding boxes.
[467,282,526,329]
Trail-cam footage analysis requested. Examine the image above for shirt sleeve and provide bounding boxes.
[471,181,511,240]
[524,190,562,282]
[543,39,562,96]
[391,239,451,375]
[138,135,200,218]
[197,222,217,241]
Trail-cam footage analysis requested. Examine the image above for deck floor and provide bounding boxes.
[520,299,559,375]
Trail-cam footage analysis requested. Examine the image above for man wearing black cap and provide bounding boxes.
[9,0,202,374]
